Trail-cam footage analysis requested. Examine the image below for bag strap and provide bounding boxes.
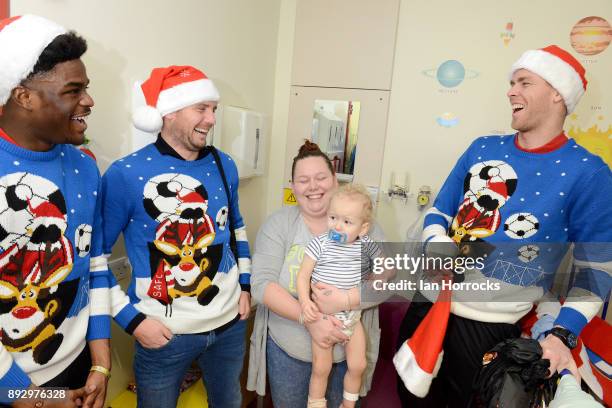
[209,147,238,261]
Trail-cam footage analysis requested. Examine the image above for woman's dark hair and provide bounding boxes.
[27,32,87,79]
[291,140,335,180]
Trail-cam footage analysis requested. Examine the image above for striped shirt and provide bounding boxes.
[306,233,381,290]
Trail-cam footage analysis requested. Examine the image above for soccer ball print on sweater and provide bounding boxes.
[143,173,223,315]
[449,160,517,243]
[0,172,79,365]
[102,144,251,335]
[422,134,612,320]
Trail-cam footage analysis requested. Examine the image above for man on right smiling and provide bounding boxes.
[395,45,612,407]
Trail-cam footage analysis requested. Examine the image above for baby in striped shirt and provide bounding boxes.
[297,184,380,408]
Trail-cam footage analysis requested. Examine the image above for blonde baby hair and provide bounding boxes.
[332,184,373,223]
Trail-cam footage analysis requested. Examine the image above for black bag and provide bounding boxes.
[471,338,558,408]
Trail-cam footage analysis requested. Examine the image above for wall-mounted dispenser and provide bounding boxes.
[212,105,266,180]
[417,185,432,209]
[387,171,411,204]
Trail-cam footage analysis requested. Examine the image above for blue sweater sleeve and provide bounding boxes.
[0,348,31,403]
[555,165,612,335]
[101,164,146,333]
[86,176,112,341]
[422,140,475,243]
[223,153,252,292]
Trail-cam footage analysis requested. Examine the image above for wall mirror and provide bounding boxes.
[311,99,361,180]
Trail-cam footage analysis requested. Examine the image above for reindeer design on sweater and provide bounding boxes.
[0,173,74,364]
[143,174,221,316]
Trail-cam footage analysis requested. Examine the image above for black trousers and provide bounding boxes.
[42,345,91,389]
[395,295,520,408]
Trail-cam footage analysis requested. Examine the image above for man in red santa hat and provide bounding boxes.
[395,45,612,407]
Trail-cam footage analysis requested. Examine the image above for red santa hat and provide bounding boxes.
[572,317,612,406]
[0,15,67,105]
[509,45,587,115]
[487,181,508,198]
[177,191,206,206]
[28,200,64,220]
[133,65,219,133]
[393,284,452,397]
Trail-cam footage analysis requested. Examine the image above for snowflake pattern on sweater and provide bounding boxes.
[102,144,251,335]
[0,138,111,393]
[423,134,612,334]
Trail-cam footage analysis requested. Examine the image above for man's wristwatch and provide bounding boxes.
[544,327,578,349]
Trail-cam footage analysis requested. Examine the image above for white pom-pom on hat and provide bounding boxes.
[132,105,163,133]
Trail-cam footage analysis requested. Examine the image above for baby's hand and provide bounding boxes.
[301,300,320,323]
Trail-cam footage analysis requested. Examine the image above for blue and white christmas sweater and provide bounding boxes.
[0,138,111,391]
[102,143,251,335]
[423,134,612,335]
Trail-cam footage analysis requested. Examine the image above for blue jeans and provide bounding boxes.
[266,335,348,408]
[134,318,246,408]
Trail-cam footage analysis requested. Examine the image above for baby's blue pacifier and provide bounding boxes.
[328,230,348,243]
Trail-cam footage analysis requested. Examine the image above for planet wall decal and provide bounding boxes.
[423,60,479,88]
[501,22,515,46]
[436,112,460,128]
[568,115,612,166]
[570,16,612,56]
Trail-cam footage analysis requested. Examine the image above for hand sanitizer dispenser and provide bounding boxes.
[215,105,266,179]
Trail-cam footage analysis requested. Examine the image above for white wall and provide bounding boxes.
[265,0,297,213]
[13,0,281,238]
[265,0,612,241]
[12,0,281,402]
[376,0,612,241]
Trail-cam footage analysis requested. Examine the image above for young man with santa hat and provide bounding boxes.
[0,14,112,408]
[102,65,251,408]
[394,45,612,407]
